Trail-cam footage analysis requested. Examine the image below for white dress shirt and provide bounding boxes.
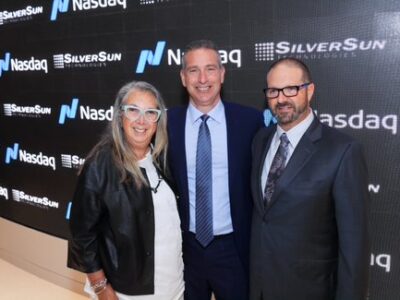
[185,100,233,235]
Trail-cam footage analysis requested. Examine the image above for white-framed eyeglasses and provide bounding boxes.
[120,105,161,123]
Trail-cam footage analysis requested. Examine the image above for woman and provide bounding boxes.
[68,81,184,300]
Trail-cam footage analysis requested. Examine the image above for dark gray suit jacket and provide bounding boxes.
[250,116,370,300]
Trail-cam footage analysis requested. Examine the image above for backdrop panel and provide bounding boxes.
[0,0,399,298]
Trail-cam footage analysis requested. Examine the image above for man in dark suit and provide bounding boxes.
[250,58,370,300]
[167,40,263,300]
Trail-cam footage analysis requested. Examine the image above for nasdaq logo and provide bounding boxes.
[72,0,127,10]
[50,0,69,21]
[315,109,398,135]
[371,253,391,273]
[0,52,48,77]
[168,48,242,68]
[51,0,126,21]
[5,143,56,170]
[368,184,380,194]
[66,201,72,219]
[59,98,113,123]
[59,98,79,124]
[80,105,113,121]
[263,109,277,127]
[5,143,19,164]
[136,43,241,73]
[136,41,166,73]
[0,186,8,200]
[0,52,10,77]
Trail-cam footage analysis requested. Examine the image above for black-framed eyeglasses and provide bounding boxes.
[263,82,312,99]
[120,105,161,123]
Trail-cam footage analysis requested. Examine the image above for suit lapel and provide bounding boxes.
[176,108,189,193]
[171,107,190,228]
[224,102,236,198]
[265,118,322,211]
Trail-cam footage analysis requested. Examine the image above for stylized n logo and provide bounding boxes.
[136,41,166,74]
[50,0,69,21]
[0,52,10,77]
[5,143,19,164]
[59,98,79,124]
[65,201,72,220]
[263,109,278,127]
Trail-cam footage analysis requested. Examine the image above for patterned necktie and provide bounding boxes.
[264,133,290,205]
[195,115,213,247]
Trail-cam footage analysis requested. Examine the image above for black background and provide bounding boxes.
[0,1,399,298]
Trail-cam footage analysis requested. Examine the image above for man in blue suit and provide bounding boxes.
[167,40,263,300]
[250,57,370,300]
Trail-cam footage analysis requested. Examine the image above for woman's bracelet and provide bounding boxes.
[90,278,108,295]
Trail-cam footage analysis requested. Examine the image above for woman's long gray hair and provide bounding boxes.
[85,81,168,188]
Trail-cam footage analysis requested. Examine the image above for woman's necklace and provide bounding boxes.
[141,146,162,193]
[150,172,163,193]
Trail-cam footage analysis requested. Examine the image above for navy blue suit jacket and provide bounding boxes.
[250,116,370,300]
[167,101,263,270]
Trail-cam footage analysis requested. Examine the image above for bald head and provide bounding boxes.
[267,57,312,83]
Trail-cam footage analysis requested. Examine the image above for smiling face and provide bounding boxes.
[266,63,314,131]
[121,90,158,156]
[180,48,225,113]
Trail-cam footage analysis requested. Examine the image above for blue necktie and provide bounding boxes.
[195,115,213,247]
[264,133,290,205]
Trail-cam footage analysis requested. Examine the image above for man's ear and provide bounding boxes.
[220,65,226,84]
[307,82,315,103]
[180,70,187,87]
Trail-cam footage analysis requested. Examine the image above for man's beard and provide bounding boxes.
[273,101,307,125]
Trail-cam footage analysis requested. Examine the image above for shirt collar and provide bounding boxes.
[276,108,314,148]
[187,100,224,125]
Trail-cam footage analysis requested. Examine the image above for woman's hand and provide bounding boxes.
[87,270,118,300]
[97,284,118,300]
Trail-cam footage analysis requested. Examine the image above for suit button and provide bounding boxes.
[146,210,151,215]
[146,251,152,256]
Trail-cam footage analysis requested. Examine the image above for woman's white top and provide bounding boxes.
[85,152,184,300]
